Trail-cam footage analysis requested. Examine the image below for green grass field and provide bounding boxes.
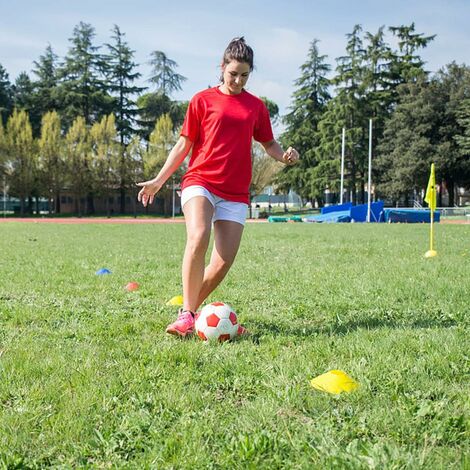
[0,222,469,469]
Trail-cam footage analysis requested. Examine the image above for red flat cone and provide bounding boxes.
[125,282,139,292]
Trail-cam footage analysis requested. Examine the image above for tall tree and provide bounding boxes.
[316,25,368,204]
[137,92,187,142]
[105,25,145,146]
[388,23,436,86]
[38,111,65,213]
[64,116,91,215]
[90,114,119,216]
[363,27,394,134]
[104,25,146,213]
[143,113,179,214]
[455,97,470,160]
[0,119,6,176]
[432,63,470,204]
[58,22,112,128]
[278,39,331,203]
[0,64,12,125]
[12,72,41,136]
[32,44,60,119]
[375,79,436,205]
[148,51,186,96]
[5,109,36,214]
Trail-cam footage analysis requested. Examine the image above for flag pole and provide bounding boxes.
[340,127,345,205]
[424,163,437,258]
[367,119,372,222]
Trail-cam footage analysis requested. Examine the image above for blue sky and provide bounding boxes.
[1,0,469,119]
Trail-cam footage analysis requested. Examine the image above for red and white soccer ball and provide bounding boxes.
[195,302,239,342]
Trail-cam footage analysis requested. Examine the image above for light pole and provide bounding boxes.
[340,127,345,204]
[3,175,7,218]
[367,119,373,223]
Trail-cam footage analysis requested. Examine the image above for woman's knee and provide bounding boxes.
[211,254,234,275]
[186,227,211,255]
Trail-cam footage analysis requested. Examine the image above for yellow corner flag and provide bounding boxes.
[424,163,437,258]
[424,163,436,211]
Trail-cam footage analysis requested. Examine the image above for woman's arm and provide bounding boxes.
[137,135,193,207]
[260,140,300,165]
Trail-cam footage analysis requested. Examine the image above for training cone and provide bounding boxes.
[310,370,359,395]
[125,282,139,292]
[424,250,437,258]
[96,268,112,275]
[166,295,183,306]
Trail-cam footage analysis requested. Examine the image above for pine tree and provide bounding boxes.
[104,25,146,213]
[5,109,36,214]
[316,25,368,204]
[105,25,145,146]
[58,22,112,128]
[375,79,436,205]
[455,98,470,157]
[148,51,186,96]
[137,93,187,142]
[388,23,436,86]
[363,27,394,131]
[12,72,41,137]
[32,44,60,119]
[38,111,65,213]
[433,63,470,203]
[0,64,12,125]
[278,39,331,203]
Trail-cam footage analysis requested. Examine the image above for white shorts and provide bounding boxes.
[181,185,248,226]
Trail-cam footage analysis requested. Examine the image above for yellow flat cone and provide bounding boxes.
[424,250,437,258]
[166,295,183,306]
[310,370,359,394]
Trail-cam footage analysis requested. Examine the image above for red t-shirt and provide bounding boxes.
[180,87,274,204]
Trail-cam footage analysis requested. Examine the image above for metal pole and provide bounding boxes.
[367,119,373,222]
[340,128,345,205]
[3,175,6,218]
[172,177,175,218]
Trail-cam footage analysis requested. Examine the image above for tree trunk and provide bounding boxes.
[350,158,357,205]
[359,173,365,205]
[28,196,34,214]
[87,193,95,215]
[56,193,61,214]
[120,187,126,214]
[447,179,455,207]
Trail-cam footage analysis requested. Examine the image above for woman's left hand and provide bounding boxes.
[283,147,300,165]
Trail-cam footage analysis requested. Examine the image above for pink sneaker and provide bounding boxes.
[166,309,195,337]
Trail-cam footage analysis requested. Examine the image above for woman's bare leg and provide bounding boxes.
[182,196,214,312]
[195,220,244,310]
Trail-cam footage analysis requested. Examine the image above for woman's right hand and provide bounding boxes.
[136,179,162,207]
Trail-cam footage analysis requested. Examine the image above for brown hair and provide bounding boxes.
[220,37,254,82]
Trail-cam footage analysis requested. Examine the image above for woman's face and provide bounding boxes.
[221,60,251,95]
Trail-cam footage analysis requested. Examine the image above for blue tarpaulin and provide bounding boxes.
[381,209,440,223]
[321,202,353,215]
[350,201,384,222]
[303,211,352,223]
[304,201,384,223]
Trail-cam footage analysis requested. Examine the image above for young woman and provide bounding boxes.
[137,37,299,337]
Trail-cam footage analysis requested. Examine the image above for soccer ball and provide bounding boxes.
[195,302,239,342]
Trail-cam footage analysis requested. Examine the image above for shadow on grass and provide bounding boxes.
[249,316,458,339]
